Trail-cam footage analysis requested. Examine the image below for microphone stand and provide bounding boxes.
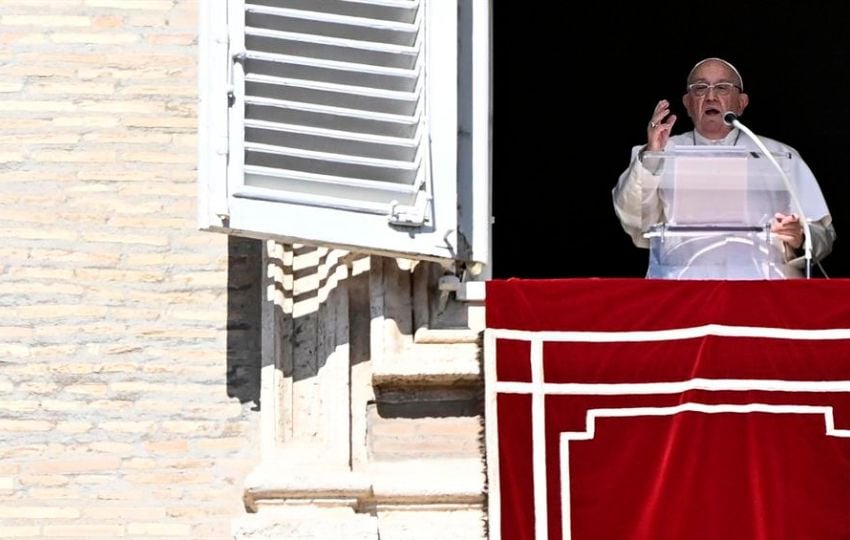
[725,114,813,279]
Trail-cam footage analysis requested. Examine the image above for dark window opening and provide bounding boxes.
[492,2,850,279]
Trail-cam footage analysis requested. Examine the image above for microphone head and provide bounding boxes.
[723,111,738,126]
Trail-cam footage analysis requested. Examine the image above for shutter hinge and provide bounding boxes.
[227,51,246,108]
[387,190,429,227]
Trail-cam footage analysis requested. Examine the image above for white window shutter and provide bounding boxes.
[198,0,490,266]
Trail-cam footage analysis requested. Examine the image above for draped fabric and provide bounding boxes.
[485,279,850,540]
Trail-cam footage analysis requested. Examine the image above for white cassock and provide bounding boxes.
[613,129,835,279]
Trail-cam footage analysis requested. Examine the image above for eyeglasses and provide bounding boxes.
[687,82,741,96]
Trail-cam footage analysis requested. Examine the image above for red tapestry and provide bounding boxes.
[485,279,850,540]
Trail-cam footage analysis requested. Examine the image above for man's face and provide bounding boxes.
[682,61,749,136]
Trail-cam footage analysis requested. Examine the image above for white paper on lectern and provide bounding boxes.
[670,155,749,225]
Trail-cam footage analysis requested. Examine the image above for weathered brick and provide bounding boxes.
[27,457,121,475]
[2,0,82,4]
[0,527,40,538]
[0,282,84,295]
[82,131,171,144]
[55,421,93,433]
[0,344,30,357]
[0,445,46,459]
[79,100,164,114]
[92,15,123,29]
[87,441,135,453]
[1,15,90,27]
[40,400,87,412]
[42,524,125,537]
[4,65,76,77]
[0,100,76,111]
[125,472,214,485]
[29,248,122,266]
[0,420,52,432]
[0,325,33,342]
[50,32,140,44]
[0,32,47,44]
[0,118,49,129]
[121,458,157,470]
[0,81,25,91]
[64,384,109,396]
[18,383,59,394]
[18,475,70,487]
[109,382,212,394]
[86,0,174,8]
[28,487,82,500]
[144,439,189,453]
[34,323,126,337]
[30,82,115,95]
[83,506,166,520]
[146,33,195,45]
[46,363,102,376]
[33,150,117,162]
[99,421,156,433]
[0,506,79,519]
[30,345,80,358]
[127,522,191,536]
[52,115,118,127]
[74,474,114,484]
[124,115,196,128]
[120,84,197,96]
[0,152,24,162]
[132,326,222,339]
[122,151,197,164]
[195,437,244,451]
[7,267,75,280]
[0,400,39,412]
[125,252,209,266]
[74,268,165,282]
[14,305,109,319]
[78,232,168,246]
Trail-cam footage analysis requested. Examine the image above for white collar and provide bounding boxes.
[693,129,741,146]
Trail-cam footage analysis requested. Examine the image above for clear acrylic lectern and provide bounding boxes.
[641,146,793,279]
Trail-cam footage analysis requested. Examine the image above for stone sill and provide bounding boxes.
[372,342,482,387]
[244,458,485,513]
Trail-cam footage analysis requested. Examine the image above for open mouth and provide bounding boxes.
[704,107,721,116]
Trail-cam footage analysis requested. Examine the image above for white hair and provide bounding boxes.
[687,57,744,90]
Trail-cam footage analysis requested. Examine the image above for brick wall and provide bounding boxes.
[0,1,262,538]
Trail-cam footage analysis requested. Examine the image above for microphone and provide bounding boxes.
[725,113,814,278]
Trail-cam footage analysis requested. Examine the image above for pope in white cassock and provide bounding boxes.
[613,57,835,279]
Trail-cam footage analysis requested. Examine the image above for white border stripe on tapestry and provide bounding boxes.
[560,430,572,540]
[487,325,850,342]
[494,378,850,395]
[578,403,850,436]
[531,338,548,540]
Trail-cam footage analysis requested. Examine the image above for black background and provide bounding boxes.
[491,2,850,279]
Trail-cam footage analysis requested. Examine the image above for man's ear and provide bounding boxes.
[681,93,697,121]
[738,92,750,115]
